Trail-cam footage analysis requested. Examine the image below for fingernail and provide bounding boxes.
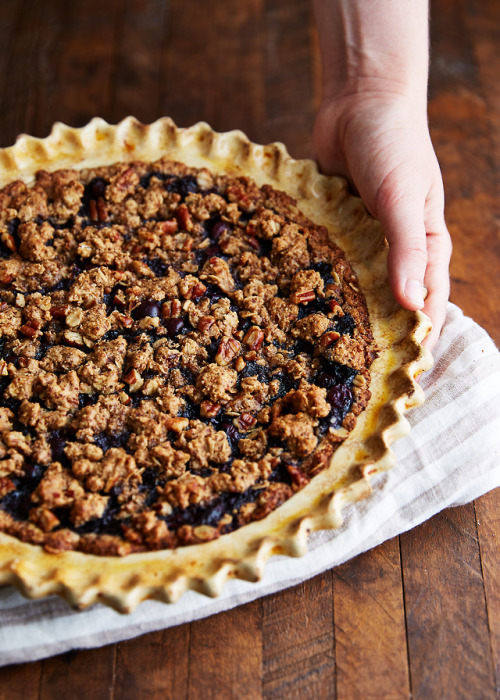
[404,280,425,308]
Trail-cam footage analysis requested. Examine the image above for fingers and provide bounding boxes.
[375,180,428,311]
[374,175,451,351]
[421,228,452,350]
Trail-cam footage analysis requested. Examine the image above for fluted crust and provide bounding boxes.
[0,117,432,612]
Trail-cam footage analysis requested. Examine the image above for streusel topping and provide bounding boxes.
[0,159,376,555]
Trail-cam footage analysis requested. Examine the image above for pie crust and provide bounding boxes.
[0,117,432,611]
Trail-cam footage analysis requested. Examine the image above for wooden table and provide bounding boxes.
[0,1,498,698]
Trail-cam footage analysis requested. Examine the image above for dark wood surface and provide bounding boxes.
[0,1,498,698]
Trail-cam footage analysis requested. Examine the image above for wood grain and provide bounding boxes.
[475,491,500,694]
[400,505,496,699]
[114,626,189,700]
[262,572,335,700]
[39,646,116,700]
[0,0,50,144]
[261,0,316,158]
[188,601,262,700]
[0,660,42,700]
[161,0,264,139]
[0,2,20,129]
[0,2,498,699]
[109,0,170,125]
[333,538,410,700]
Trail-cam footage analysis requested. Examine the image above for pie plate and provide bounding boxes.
[0,117,432,612]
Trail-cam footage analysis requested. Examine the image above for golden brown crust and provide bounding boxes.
[0,117,432,611]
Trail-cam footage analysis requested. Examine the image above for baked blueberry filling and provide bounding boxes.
[0,157,376,554]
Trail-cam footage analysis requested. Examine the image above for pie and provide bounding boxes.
[0,117,432,610]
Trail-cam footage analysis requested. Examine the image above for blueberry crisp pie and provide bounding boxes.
[0,118,431,609]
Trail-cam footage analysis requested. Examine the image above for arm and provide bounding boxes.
[313,0,452,350]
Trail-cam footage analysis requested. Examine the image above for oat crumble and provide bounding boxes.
[0,158,377,555]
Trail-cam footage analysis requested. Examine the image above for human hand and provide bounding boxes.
[313,93,452,351]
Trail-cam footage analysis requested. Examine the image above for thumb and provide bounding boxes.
[375,187,428,311]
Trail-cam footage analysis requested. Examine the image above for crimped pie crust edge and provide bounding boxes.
[0,117,433,612]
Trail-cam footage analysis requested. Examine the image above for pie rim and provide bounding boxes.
[0,116,433,612]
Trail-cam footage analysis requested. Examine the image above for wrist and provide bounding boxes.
[316,90,429,145]
[314,0,430,107]
[321,73,428,111]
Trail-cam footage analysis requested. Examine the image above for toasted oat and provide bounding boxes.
[0,157,376,555]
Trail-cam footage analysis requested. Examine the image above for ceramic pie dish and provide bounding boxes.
[0,117,432,612]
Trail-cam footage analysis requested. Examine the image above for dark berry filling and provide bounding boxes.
[0,158,375,554]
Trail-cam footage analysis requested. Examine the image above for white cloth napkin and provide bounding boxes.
[1,303,499,667]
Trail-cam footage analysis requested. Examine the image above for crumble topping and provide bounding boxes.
[0,158,376,555]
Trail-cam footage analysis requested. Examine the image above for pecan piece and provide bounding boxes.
[286,464,310,490]
[162,299,182,318]
[112,294,126,309]
[166,416,189,433]
[20,323,39,338]
[158,219,178,235]
[118,314,134,328]
[198,315,215,332]
[1,233,16,252]
[123,368,140,384]
[188,282,206,300]
[243,326,264,351]
[237,413,257,431]
[328,300,343,314]
[176,204,193,230]
[63,330,85,347]
[116,391,131,406]
[318,331,341,349]
[290,290,316,304]
[179,275,207,300]
[200,400,221,418]
[50,304,69,318]
[325,282,340,297]
[215,337,241,366]
[123,368,143,392]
